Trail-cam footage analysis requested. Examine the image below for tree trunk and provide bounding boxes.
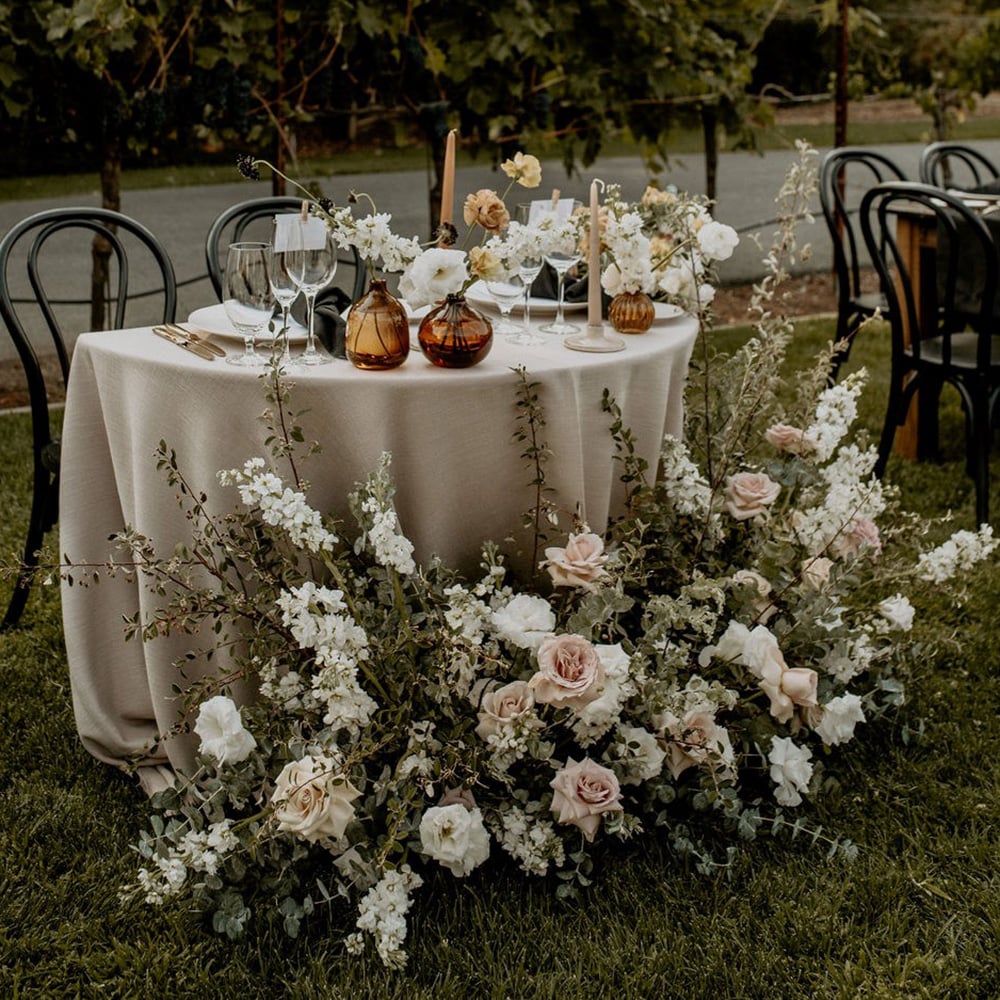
[834,0,849,149]
[701,106,718,203]
[92,127,122,331]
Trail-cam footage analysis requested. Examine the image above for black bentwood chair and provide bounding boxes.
[819,146,907,380]
[205,197,367,302]
[860,181,1000,526]
[919,141,1000,191]
[0,207,177,629]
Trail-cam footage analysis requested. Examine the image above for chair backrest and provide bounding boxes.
[205,197,367,302]
[860,181,999,372]
[0,206,177,457]
[819,147,907,303]
[919,141,1000,190]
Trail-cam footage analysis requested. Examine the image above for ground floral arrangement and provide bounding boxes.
[118,144,996,967]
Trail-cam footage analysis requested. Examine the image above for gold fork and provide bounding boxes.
[164,322,227,357]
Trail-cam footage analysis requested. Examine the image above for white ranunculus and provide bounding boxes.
[397,248,468,307]
[193,695,257,766]
[768,736,814,807]
[815,693,866,746]
[877,593,915,632]
[490,594,556,650]
[696,220,739,261]
[419,804,490,876]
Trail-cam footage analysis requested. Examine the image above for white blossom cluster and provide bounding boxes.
[136,820,240,905]
[219,458,337,554]
[916,525,998,583]
[344,866,424,968]
[359,496,416,576]
[819,634,879,685]
[571,643,637,745]
[489,804,566,876]
[804,372,865,462]
[275,582,377,733]
[331,210,422,274]
[600,210,655,295]
[443,584,492,646]
[659,435,714,518]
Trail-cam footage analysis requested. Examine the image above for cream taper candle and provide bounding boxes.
[588,179,601,327]
[439,129,457,230]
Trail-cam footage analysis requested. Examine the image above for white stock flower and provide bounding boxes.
[193,695,257,765]
[397,248,468,307]
[419,804,491,877]
[815,693,866,746]
[877,594,915,632]
[490,594,556,650]
[916,526,998,583]
[768,737,813,807]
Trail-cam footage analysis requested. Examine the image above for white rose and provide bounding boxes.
[193,695,257,766]
[419,804,490,877]
[611,725,666,785]
[397,248,468,307]
[877,594,915,632]
[768,736,813,807]
[490,594,556,650]
[475,680,538,739]
[272,756,362,844]
[696,220,739,261]
[815,693,866,746]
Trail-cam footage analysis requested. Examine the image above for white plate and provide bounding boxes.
[187,303,309,343]
[465,285,587,315]
[652,301,687,324]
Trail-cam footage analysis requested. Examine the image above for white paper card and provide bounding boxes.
[526,199,576,226]
[272,212,328,253]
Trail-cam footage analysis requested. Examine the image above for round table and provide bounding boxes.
[60,309,698,792]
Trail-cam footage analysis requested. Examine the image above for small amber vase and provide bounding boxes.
[345,278,410,370]
[417,294,493,368]
[608,290,655,334]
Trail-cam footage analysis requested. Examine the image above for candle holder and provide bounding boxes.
[564,321,625,353]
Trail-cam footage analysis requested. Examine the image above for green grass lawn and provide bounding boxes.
[1,317,999,998]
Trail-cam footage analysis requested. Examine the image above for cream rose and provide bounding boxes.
[732,569,777,624]
[475,680,537,740]
[656,706,729,780]
[542,532,609,592]
[549,757,623,841]
[529,634,605,709]
[500,151,542,189]
[419,803,491,876]
[194,695,257,766]
[463,189,510,232]
[801,556,834,590]
[764,422,818,457]
[724,472,781,521]
[743,625,818,724]
[272,756,361,844]
[831,518,882,559]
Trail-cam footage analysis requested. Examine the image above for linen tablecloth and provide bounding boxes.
[60,314,698,792]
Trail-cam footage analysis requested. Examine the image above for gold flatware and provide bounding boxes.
[163,322,227,357]
[153,326,217,361]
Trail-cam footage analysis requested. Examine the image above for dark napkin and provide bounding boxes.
[290,285,352,359]
[529,262,590,302]
[934,210,1000,321]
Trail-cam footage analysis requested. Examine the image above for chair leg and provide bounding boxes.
[916,378,942,463]
[1,473,52,631]
[971,390,992,526]
[875,368,907,479]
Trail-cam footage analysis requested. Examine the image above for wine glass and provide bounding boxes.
[484,275,530,341]
[514,205,545,336]
[286,216,337,366]
[222,242,274,367]
[538,199,582,335]
[269,216,302,366]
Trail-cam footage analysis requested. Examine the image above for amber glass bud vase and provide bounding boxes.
[345,278,410,370]
[608,290,655,334]
[417,294,493,368]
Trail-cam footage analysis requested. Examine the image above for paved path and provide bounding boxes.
[4,138,1000,363]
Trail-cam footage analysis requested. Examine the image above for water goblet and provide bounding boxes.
[222,242,274,367]
[286,215,337,366]
[484,275,535,343]
[514,204,545,332]
[539,247,583,335]
[268,215,301,365]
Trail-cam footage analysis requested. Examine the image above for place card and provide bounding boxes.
[272,212,329,252]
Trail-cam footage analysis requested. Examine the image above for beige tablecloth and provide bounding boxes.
[61,313,698,792]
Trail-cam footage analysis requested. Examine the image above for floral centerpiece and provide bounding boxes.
[114,143,996,968]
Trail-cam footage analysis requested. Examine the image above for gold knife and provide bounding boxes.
[164,322,227,357]
[153,326,217,361]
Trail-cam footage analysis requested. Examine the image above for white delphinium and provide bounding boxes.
[490,803,566,876]
[815,693,866,746]
[345,866,424,968]
[359,495,416,576]
[768,736,814,807]
[219,457,337,554]
[916,526,998,583]
[659,435,714,518]
[804,371,866,462]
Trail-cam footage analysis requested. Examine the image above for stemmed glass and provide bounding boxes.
[222,242,274,367]
[484,275,528,341]
[514,205,545,336]
[539,199,582,335]
[269,216,302,366]
[286,216,337,366]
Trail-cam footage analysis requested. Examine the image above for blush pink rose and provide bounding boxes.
[656,707,727,780]
[724,472,781,521]
[529,635,605,709]
[542,532,609,592]
[549,757,623,841]
[831,518,882,560]
[744,626,819,724]
[764,423,818,457]
[475,680,538,739]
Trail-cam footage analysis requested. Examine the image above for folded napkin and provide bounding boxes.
[290,285,353,359]
[529,263,590,302]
